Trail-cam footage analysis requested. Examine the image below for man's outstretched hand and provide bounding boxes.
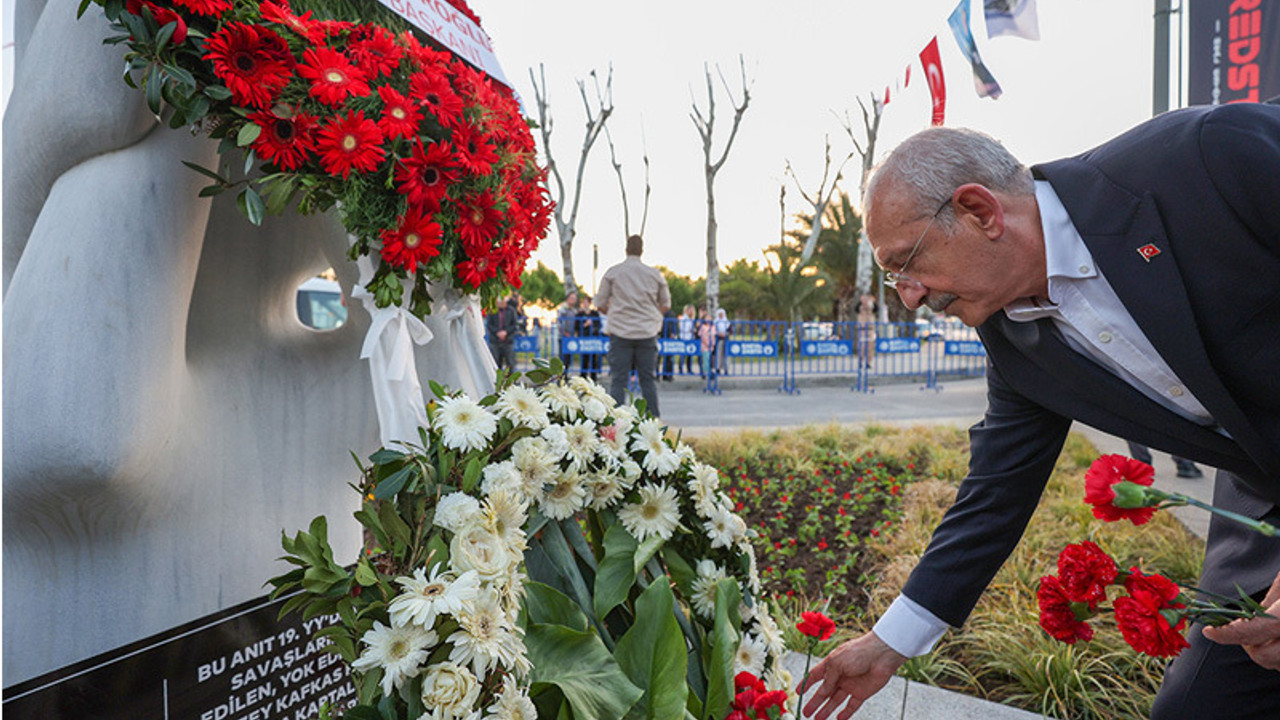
[1203,571,1280,671]
[800,631,907,720]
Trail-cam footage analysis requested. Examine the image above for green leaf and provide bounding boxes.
[527,623,643,720]
[702,579,742,720]
[373,465,413,500]
[354,559,378,586]
[164,63,196,90]
[154,21,175,50]
[198,184,227,198]
[236,187,265,226]
[537,521,601,638]
[182,160,227,183]
[614,576,688,720]
[204,84,233,100]
[524,581,588,632]
[145,63,162,115]
[378,499,412,551]
[594,524,638,620]
[462,457,482,493]
[237,122,262,147]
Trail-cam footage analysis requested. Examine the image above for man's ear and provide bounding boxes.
[953,184,1004,239]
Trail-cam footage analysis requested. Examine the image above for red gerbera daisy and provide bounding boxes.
[315,111,386,179]
[377,86,421,141]
[297,47,371,106]
[451,122,499,176]
[410,71,465,128]
[259,1,327,44]
[203,23,293,110]
[456,191,503,248]
[380,207,443,272]
[348,25,403,78]
[247,109,317,171]
[394,140,459,210]
[172,0,231,16]
[456,254,498,290]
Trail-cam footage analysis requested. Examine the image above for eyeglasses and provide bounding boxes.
[883,199,951,288]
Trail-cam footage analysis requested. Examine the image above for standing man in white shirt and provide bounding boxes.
[595,235,671,416]
[803,104,1280,720]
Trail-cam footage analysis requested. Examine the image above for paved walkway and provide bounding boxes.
[647,374,1213,719]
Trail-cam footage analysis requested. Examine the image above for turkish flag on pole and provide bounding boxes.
[919,36,947,126]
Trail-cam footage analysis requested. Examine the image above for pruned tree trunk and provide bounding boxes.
[530,64,613,297]
[840,93,886,315]
[603,120,651,238]
[787,134,854,265]
[691,56,751,313]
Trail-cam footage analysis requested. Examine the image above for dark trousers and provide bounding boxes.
[490,341,515,371]
[608,336,659,417]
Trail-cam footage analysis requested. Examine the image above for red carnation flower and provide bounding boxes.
[1123,568,1184,609]
[1085,454,1158,525]
[348,25,403,78]
[297,47,371,107]
[203,23,293,110]
[795,611,836,641]
[1114,595,1190,658]
[379,207,443,272]
[247,109,316,171]
[410,71,465,128]
[456,191,503,249]
[451,121,499,176]
[259,1,327,44]
[172,0,231,16]
[734,671,765,693]
[377,86,422,141]
[394,140,459,211]
[1036,575,1094,644]
[315,111,386,178]
[1056,541,1118,609]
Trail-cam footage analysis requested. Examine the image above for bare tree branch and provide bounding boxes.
[786,133,855,264]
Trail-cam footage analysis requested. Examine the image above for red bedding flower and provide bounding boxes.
[377,86,422,141]
[1084,453,1158,525]
[315,111,385,178]
[247,109,316,171]
[203,23,293,110]
[1055,541,1117,608]
[379,207,443,272]
[297,47,371,106]
[1036,575,1094,644]
[394,140,459,211]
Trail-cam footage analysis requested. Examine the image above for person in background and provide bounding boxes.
[659,308,677,381]
[484,293,520,371]
[856,293,878,370]
[557,291,578,373]
[576,294,602,382]
[595,234,671,415]
[697,307,715,380]
[1128,441,1205,479]
[678,304,698,376]
[713,307,732,375]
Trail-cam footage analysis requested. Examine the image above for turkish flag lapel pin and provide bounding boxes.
[1137,243,1161,262]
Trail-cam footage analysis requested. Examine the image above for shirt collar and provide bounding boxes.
[1004,181,1096,318]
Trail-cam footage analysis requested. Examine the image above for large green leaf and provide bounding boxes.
[525,581,588,632]
[594,524,638,620]
[613,576,688,720]
[702,579,742,720]
[527,623,642,720]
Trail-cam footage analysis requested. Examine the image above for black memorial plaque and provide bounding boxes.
[3,592,357,720]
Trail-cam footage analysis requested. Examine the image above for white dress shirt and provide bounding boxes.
[873,181,1218,657]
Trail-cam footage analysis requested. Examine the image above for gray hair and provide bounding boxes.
[866,127,1034,226]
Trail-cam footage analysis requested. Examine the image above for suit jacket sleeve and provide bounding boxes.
[1201,103,1280,258]
[900,361,1073,627]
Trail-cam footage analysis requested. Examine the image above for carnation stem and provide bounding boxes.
[1155,492,1278,536]
[796,641,816,715]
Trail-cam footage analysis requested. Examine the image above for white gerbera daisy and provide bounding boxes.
[690,559,726,619]
[481,460,524,496]
[482,490,529,555]
[586,473,625,510]
[511,437,556,501]
[734,633,767,677]
[618,484,681,542]
[739,599,756,624]
[618,459,642,489]
[351,621,436,696]
[688,463,721,516]
[581,396,609,422]
[675,442,697,464]
[611,404,637,434]
[449,588,523,676]
[539,383,581,420]
[435,492,482,533]
[484,676,538,720]
[561,419,600,469]
[539,424,571,463]
[389,566,481,629]
[595,424,627,459]
[494,385,549,430]
[420,661,481,720]
[755,606,787,657]
[702,503,740,549]
[434,396,498,452]
[630,418,666,456]
[539,470,587,520]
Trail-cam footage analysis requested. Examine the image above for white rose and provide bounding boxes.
[450,519,511,582]
[420,662,481,719]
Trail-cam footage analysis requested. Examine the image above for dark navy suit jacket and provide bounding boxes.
[901,103,1280,628]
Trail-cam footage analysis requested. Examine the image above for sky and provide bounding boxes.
[1,0,1173,288]
[481,0,1168,288]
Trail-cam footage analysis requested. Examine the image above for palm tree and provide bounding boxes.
[761,235,827,324]
[810,192,864,323]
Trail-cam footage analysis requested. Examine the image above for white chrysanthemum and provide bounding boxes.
[569,375,615,405]
[389,566,481,629]
[511,437,556,501]
[494,385,549,430]
[586,474,625,510]
[755,606,787,658]
[688,463,721,516]
[483,490,529,554]
[611,404,637,434]
[481,460,524,497]
[539,424,571,463]
[539,383,582,420]
[618,484,681,542]
[743,540,762,595]
[483,676,538,720]
[450,519,511,582]
[690,559,726,619]
[632,419,680,475]
[596,424,627,459]
[739,600,756,624]
[581,396,609,422]
[734,633,767,677]
[351,621,437,696]
[765,665,796,712]
[434,396,498,452]
[539,471,587,520]
[618,459,642,489]
[702,503,742,550]
[675,442,697,464]
[561,419,600,469]
[435,492,483,533]
[420,661,481,720]
[449,588,524,676]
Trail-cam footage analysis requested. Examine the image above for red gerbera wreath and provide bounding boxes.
[315,110,386,179]
[247,109,317,171]
[456,190,503,248]
[394,140,459,211]
[410,70,465,129]
[452,121,499,177]
[203,22,293,109]
[297,46,372,106]
[379,207,443,272]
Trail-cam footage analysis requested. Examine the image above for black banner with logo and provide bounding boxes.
[1189,0,1280,105]
[2,592,356,720]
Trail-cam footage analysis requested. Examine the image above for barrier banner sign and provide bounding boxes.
[562,336,609,355]
[801,340,854,357]
[877,338,922,354]
[945,340,987,356]
[726,340,778,358]
[659,339,700,356]
[513,335,537,353]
